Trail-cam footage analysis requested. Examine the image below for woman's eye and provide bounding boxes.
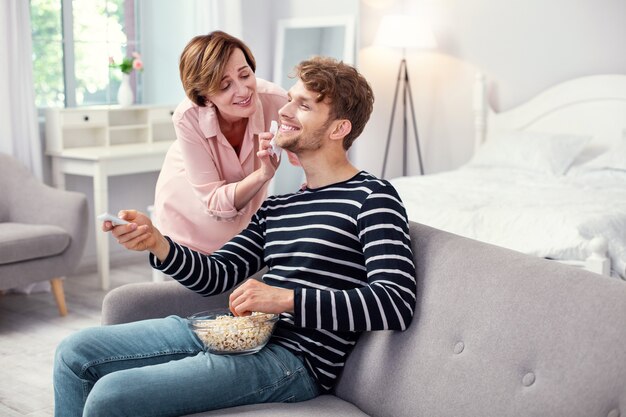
[220,83,230,91]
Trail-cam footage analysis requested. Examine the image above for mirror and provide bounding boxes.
[274,16,356,89]
[270,15,356,194]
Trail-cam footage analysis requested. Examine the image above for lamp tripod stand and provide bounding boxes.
[381,58,424,178]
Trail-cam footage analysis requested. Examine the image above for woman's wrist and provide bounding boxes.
[255,167,274,184]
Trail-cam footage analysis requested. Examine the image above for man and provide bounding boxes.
[54,57,417,416]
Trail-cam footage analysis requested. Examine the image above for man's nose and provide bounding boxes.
[278,102,294,119]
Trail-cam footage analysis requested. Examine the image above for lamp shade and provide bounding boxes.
[374,15,437,50]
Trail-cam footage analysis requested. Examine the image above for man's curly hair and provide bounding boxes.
[293,57,374,150]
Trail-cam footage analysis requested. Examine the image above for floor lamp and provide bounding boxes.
[375,15,436,178]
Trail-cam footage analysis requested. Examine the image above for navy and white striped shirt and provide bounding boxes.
[151,171,417,392]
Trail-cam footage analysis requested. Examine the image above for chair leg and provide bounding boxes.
[50,278,68,316]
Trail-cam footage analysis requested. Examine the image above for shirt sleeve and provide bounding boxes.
[150,213,267,296]
[292,183,417,332]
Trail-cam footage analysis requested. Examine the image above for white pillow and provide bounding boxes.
[576,137,626,172]
[468,131,591,175]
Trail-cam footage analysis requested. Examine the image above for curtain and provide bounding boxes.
[0,1,42,180]
[1,1,46,293]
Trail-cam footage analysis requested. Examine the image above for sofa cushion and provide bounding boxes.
[0,223,70,265]
[186,395,368,416]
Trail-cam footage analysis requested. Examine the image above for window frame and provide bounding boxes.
[60,0,77,107]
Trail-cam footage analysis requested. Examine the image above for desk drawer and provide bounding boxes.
[62,111,107,127]
[149,108,175,123]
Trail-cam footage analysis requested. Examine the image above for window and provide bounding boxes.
[30,0,141,108]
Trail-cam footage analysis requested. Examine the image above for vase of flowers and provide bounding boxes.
[109,52,144,106]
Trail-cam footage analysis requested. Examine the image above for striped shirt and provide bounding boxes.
[151,171,417,392]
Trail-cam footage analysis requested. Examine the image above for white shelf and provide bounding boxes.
[45,104,177,152]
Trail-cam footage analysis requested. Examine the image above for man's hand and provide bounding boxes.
[102,209,170,261]
[229,279,294,316]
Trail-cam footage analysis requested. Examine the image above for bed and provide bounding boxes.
[390,73,626,279]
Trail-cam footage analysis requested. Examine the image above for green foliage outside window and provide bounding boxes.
[30,0,138,108]
[30,0,64,108]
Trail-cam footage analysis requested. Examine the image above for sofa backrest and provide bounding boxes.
[335,221,626,417]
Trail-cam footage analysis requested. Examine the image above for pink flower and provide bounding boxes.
[132,51,141,59]
[133,59,143,71]
[109,56,115,65]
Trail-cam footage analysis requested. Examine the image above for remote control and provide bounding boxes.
[268,120,282,157]
[97,212,130,226]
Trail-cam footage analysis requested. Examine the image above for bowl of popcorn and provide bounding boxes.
[188,309,279,355]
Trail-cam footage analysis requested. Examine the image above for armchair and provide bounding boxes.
[0,153,88,316]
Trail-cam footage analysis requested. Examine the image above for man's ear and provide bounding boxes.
[329,119,352,141]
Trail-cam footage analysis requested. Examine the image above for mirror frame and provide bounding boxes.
[273,15,356,87]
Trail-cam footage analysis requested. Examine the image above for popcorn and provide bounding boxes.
[192,312,277,354]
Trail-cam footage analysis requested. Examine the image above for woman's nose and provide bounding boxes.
[234,80,248,95]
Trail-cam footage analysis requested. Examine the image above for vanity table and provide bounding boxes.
[45,105,176,290]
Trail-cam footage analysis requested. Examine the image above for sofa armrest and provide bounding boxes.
[101,268,267,325]
[101,281,230,325]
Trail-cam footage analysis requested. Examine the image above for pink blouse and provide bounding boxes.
[154,78,288,254]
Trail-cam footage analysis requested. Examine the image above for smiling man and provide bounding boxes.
[54,57,417,417]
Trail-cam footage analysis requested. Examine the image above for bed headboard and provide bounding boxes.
[473,73,626,154]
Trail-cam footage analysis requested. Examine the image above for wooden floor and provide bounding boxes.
[0,261,153,416]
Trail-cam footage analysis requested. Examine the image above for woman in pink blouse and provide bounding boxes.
[154,31,290,254]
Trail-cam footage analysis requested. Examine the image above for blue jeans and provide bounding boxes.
[53,316,319,417]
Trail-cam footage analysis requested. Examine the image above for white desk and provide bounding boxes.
[45,104,176,290]
[49,142,172,290]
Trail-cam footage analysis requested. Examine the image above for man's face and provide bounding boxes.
[275,80,332,153]
[208,48,257,121]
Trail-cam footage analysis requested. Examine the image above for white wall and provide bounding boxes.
[354,0,626,179]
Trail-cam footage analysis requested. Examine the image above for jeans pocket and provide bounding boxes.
[263,344,292,374]
[257,345,319,403]
[298,367,321,399]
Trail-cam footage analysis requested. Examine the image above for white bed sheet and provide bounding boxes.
[390,166,626,279]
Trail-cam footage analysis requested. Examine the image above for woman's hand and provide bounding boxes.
[101,210,170,261]
[257,131,280,181]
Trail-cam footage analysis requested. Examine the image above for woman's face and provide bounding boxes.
[209,48,257,121]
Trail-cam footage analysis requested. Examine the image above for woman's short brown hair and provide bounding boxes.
[293,56,374,150]
[179,31,256,106]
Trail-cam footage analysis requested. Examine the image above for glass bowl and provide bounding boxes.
[187,309,279,355]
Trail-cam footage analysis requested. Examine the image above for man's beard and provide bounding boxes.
[281,119,331,153]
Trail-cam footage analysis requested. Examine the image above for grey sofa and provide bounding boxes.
[0,153,88,316]
[102,221,626,417]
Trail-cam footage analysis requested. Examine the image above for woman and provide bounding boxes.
[154,31,290,254]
